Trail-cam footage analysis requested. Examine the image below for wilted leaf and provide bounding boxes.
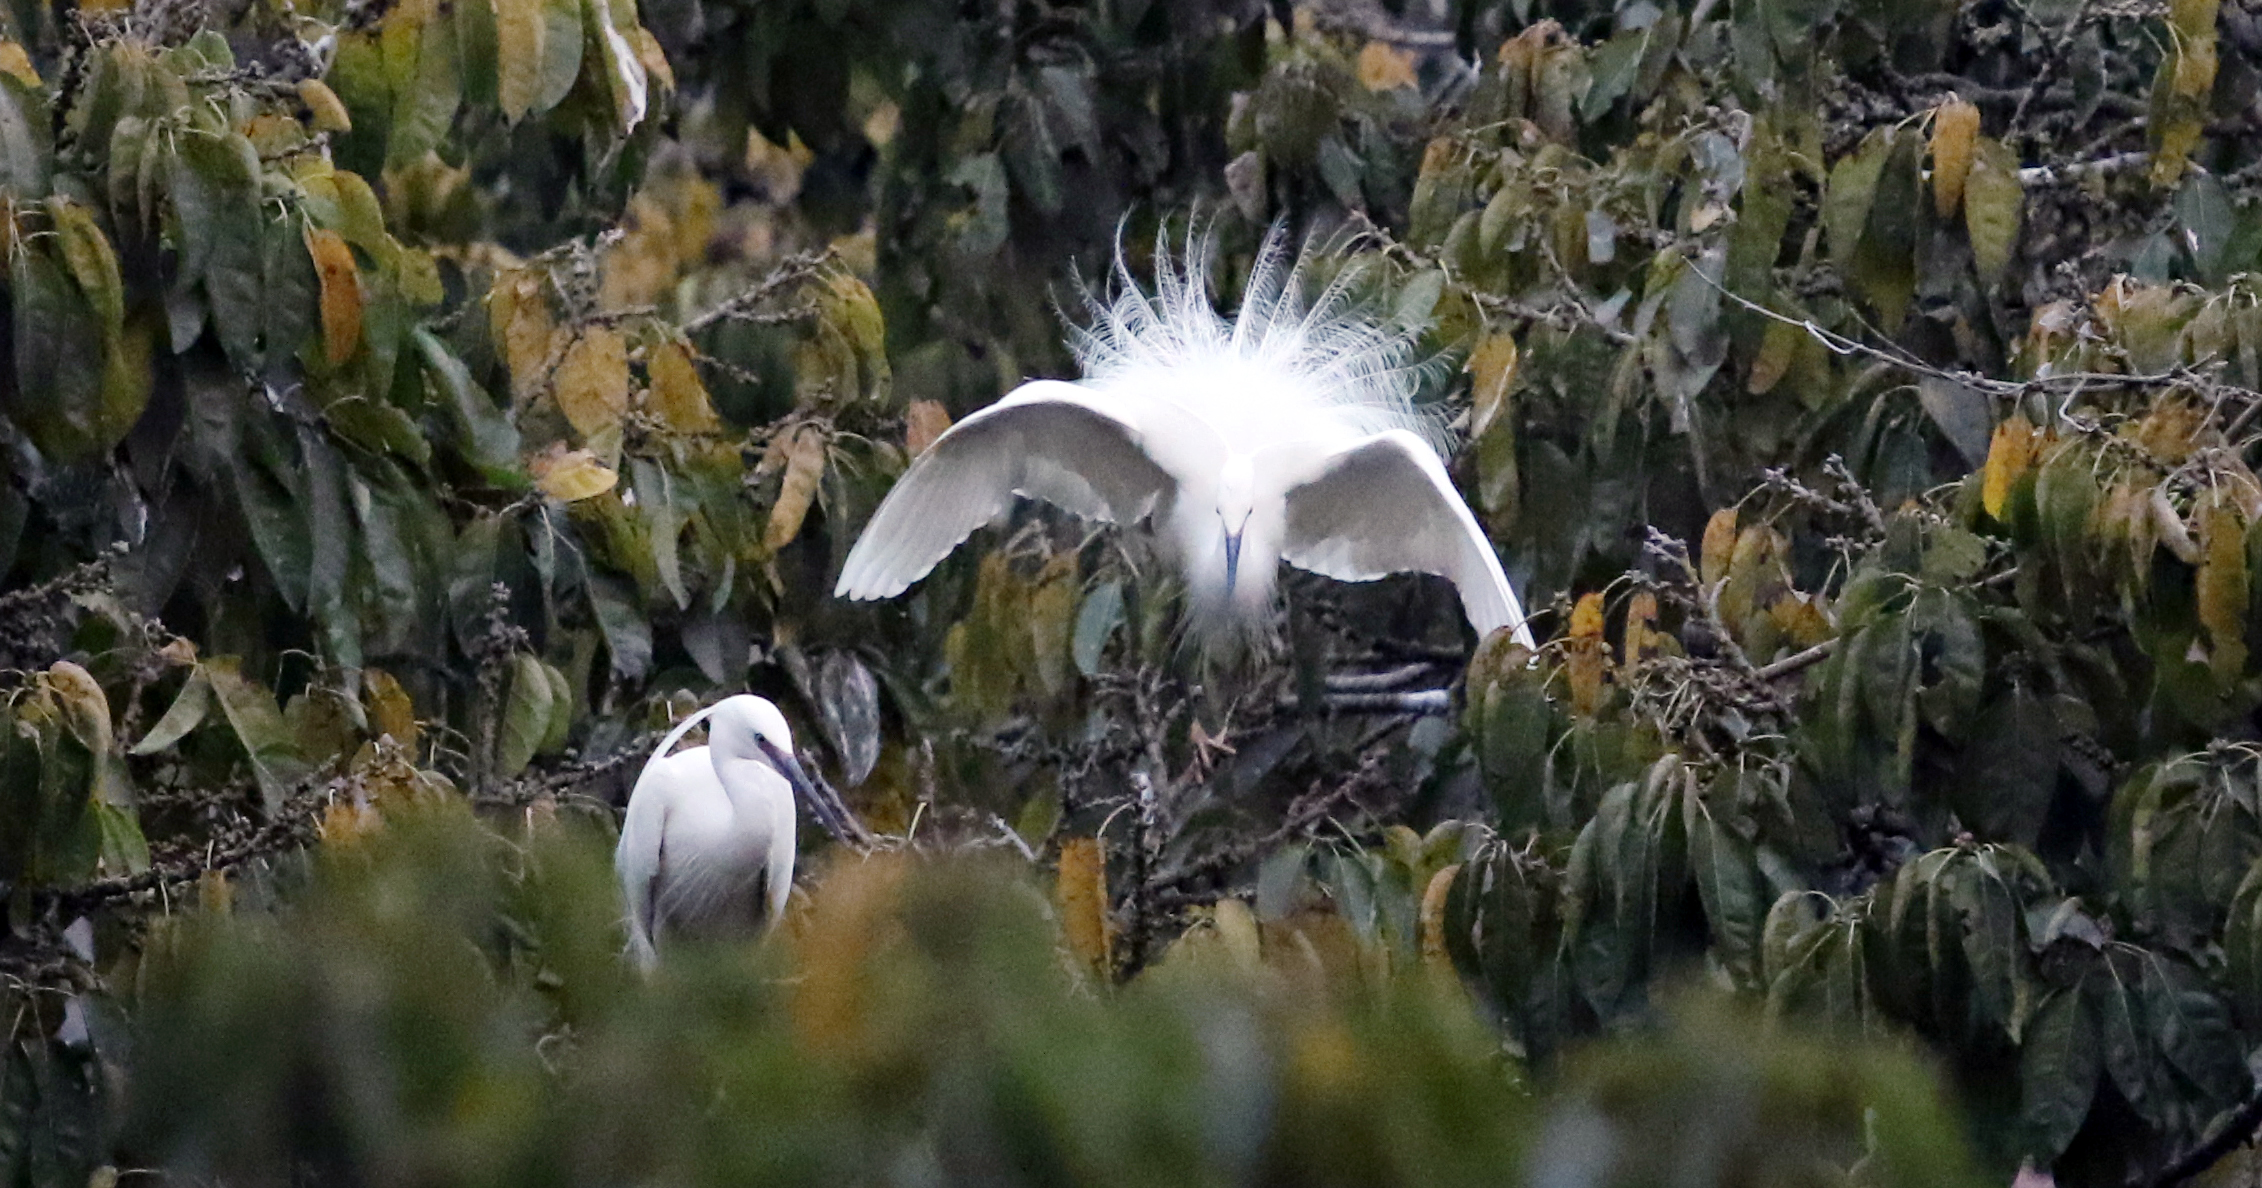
[1982,416,2037,521]
[2199,500,2248,679]
[1057,836,1111,975]
[529,444,619,502]
[298,78,352,132]
[1357,41,1418,91]
[764,424,826,554]
[1701,507,1739,586]
[1567,591,1607,715]
[0,41,38,87]
[1930,96,1979,218]
[364,667,417,749]
[1467,332,1519,440]
[904,399,952,457]
[647,339,721,434]
[554,327,630,452]
[304,227,363,365]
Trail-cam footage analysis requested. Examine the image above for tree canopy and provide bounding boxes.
[2,0,2261,1183]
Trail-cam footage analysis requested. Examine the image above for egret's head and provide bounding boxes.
[708,694,795,763]
[1217,456,1258,594]
[704,694,865,844]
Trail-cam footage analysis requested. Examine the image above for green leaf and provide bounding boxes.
[263,211,320,367]
[1685,790,1762,986]
[2177,173,2235,280]
[415,328,523,483]
[203,658,313,814]
[9,242,108,461]
[131,670,213,756]
[1072,580,1123,677]
[586,569,652,680]
[2019,986,2100,1161]
[1954,687,2056,847]
[536,0,585,112]
[1964,136,2024,286]
[91,799,150,875]
[173,131,266,366]
[386,12,462,166]
[0,72,53,198]
[1823,129,1892,273]
[234,422,313,613]
[539,662,574,754]
[497,653,554,779]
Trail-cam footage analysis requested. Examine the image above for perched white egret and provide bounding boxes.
[614,694,859,970]
[834,228,1537,651]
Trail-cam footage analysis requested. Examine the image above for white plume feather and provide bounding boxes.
[1066,223,1452,456]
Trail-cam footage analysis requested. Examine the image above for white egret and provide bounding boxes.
[834,228,1537,652]
[614,694,860,970]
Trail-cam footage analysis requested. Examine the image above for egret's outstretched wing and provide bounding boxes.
[1279,430,1537,649]
[836,380,1188,599]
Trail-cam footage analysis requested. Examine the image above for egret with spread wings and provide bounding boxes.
[834,229,1536,652]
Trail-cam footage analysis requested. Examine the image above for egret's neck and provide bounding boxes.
[710,753,779,821]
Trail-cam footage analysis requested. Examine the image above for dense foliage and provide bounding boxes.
[5,0,2262,1181]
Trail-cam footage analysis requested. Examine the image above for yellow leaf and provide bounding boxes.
[626,27,674,93]
[490,272,557,399]
[1982,415,2037,520]
[646,339,721,434]
[303,227,363,365]
[1419,864,1461,970]
[1211,897,1262,970]
[1566,591,1608,716]
[553,327,630,447]
[198,869,232,914]
[1929,96,1979,218]
[0,41,38,87]
[1700,507,1739,585]
[321,798,381,846]
[529,443,620,501]
[46,198,122,336]
[2200,499,2248,679]
[494,0,544,121]
[1466,332,1519,439]
[1056,836,1112,976]
[1621,590,1657,684]
[904,399,952,456]
[44,661,112,755]
[764,424,826,553]
[1028,552,1079,697]
[1357,40,1419,91]
[1747,319,1799,395]
[364,667,417,749]
[297,78,352,133]
[1769,594,1834,649]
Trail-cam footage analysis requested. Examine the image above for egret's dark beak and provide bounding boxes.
[1223,530,1243,597]
[757,736,872,850]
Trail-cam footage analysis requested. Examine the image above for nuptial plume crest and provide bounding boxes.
[835,224,1536,652]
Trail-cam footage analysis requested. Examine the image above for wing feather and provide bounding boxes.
[1279,430,1537,649]
[835,380,1191,599]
